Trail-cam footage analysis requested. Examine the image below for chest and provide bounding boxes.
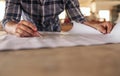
[21,0,65,4]
[21,0,66,10]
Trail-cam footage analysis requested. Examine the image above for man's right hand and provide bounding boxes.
[5,20,41,37]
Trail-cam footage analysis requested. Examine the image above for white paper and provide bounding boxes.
[68,21,102,34]
[0,21,120,50]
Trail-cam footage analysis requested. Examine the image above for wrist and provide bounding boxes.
[5,21,18,34]
[83,21,93,26]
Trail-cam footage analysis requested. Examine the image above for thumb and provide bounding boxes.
[97,26,107,34]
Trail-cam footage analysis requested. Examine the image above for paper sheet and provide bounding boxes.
[0,21,120,50]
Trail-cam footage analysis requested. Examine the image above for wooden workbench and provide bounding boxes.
[0,44,120,76]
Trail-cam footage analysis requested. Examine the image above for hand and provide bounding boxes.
[84,21,113,34]
[5,20,41,37]
[93,22,113,34]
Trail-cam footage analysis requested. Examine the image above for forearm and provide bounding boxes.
[83,21,96,28]
[65,0,86,23]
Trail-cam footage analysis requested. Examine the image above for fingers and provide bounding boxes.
[103,22,113,33]
[99,22,113,34]
[33,32,41,37]
[16,27,32,37]
[96,25,107,34]
[19,20,37,32]
[15,20,41,37]
[17,22,34,35]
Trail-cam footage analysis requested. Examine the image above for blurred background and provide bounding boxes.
[0,0,120,28]
[60,0,120,24]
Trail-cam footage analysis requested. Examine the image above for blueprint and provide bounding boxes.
[0,21,120,50]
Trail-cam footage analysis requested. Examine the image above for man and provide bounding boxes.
[2,0,113,37]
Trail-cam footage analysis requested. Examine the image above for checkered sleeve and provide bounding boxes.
[2,0,22,27]
[65,0,86,23]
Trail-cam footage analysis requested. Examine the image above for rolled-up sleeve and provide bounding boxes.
[65,0,86,23]
[2,0,22,27]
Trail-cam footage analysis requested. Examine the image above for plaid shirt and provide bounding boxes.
[2,0,86,31]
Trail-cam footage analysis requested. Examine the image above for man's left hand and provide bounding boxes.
[84,21,114,34]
